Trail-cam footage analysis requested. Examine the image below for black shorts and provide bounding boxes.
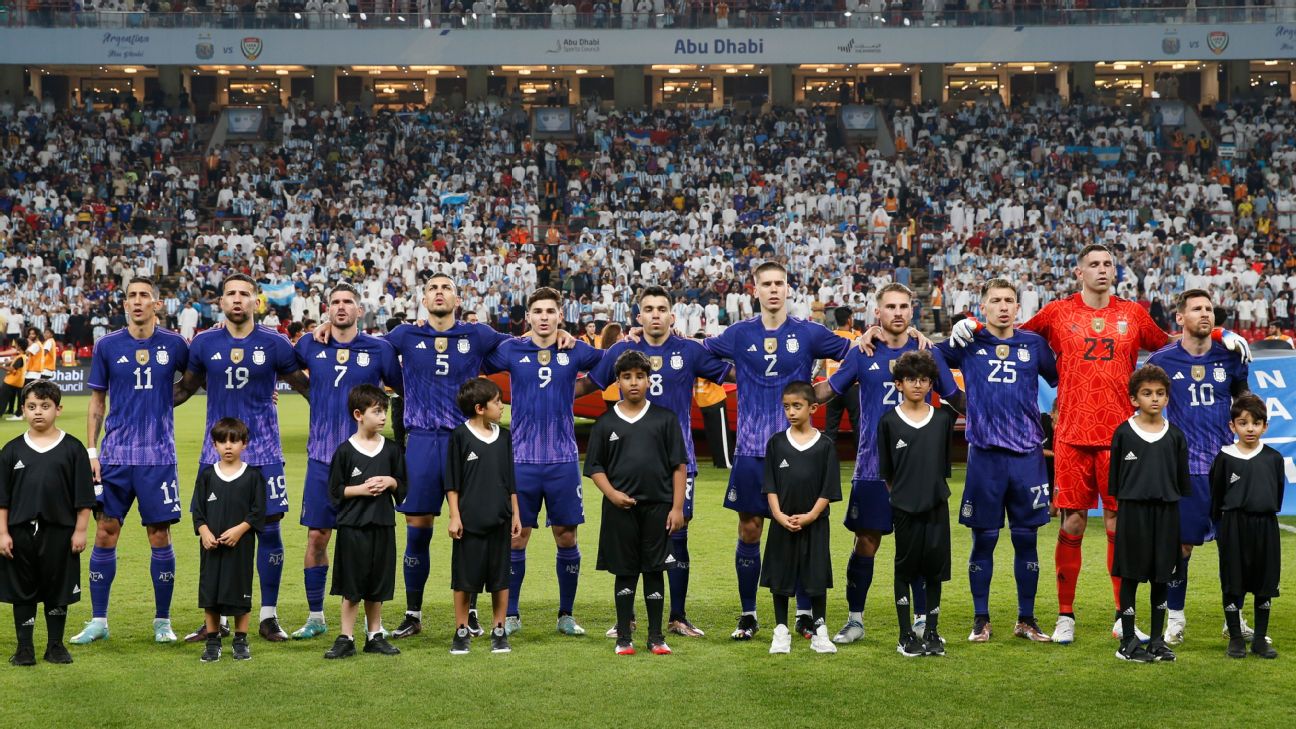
[892,501,951,584]
[760,520,833,597]
[0,522,81,606]
[1112,500,1179,583]
[451,523,511,594]
[1217,511,1281,598]
[597,501,670,577]
[331,525,397,603]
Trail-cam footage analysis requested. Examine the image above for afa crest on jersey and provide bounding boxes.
[649,355,663,371]
[356,352,370,367]
[135,349,150,365]
[1191,365,1206,381]
[556,352,570,367]
[1213,367,1227,383]
[336,349,350,364]
[435,337,448,353]
[995,344,1010,360]
[1116,320,1129,335]
[156,349,169,366]
[458,339,470,354]
[670,354,684,370]
[786,337,800,354]
[538,350,552,366]
[230,348,244,365]
[763,337,777,354]
[1091,318,1105,333]
[1018,347,1030,362]
[252,350,266,366]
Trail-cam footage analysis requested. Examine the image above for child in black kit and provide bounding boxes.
[1210,393,1283,659]
[762,381,841,656]
[0,381,94,667]
[191,417,265,663]
[324,384,407,660]
[445,377,521,656]
[878,351,956,658]
[586,351,688,657]
[1109,365,1189,664]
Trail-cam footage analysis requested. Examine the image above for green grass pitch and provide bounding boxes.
[0,397,1292,727]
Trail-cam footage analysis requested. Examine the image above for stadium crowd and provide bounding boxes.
[2,89,1296,352]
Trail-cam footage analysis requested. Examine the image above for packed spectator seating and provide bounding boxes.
[2,88,1295,352]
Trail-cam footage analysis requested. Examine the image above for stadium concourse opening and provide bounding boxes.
[6,60,1296,112]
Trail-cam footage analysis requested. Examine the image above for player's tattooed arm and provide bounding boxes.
[172,370,203,406]
[812,379,836,404]
[573,377,599,398]
[281,370,311,398]
[87,390,106,482]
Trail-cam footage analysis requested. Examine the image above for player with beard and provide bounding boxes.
[174,274,311,643]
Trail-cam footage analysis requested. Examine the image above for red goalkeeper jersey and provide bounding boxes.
[1022,294,1169,447]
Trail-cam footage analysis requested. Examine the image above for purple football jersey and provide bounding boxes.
[486,338,603,464]
[296,333,402,461]
[385,322,510,433]
[588,336,730,475]
[704,316,851,458]
[934,329,1058,453]
[187,325,298,466]
[1147,341,1248,474]
[88,327,190,466]
[830,339,957,481]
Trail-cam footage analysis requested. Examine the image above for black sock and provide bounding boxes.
[614,575,636,639]
[469,593,479,612]
[206,632,221,647]
[895,574,912,638]
[1254,596,1272,644]
[773,593,790,627]
[643,571,665,640]
[811,594,827,628]
[406,591,424,615]
[234,632,247,641]
[1119,580,1139,642]
[13,604,36,649]
[1223,594,1244,639]
[1149,582,1168,642]
[925,578,942,636]
[44,605,67,646]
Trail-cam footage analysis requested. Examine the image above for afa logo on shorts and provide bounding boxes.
[961,502,974,518]
[727,489,738,503]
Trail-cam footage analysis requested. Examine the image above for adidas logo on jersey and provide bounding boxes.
[351,467,362,477]
[466,452,478,462]
[616,588,633,597]
[520,356,531,363]
[210,353,222,360]
[1173,372,1184,380]
[609,432,619,442]
[747,345,758,352]
[1124,451,1137,461]
[868,362,880,371]
[316,351,327,359]
[1230,473,1241,483]
[116,356,129,364]
[207,492,217,502]
[896,439,907,449]
[779,459,789,468]
[975,348,987,356]
[12,460,23,470]
[416,342,427,350]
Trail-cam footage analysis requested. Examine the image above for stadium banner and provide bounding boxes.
[4,23,1296,65]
